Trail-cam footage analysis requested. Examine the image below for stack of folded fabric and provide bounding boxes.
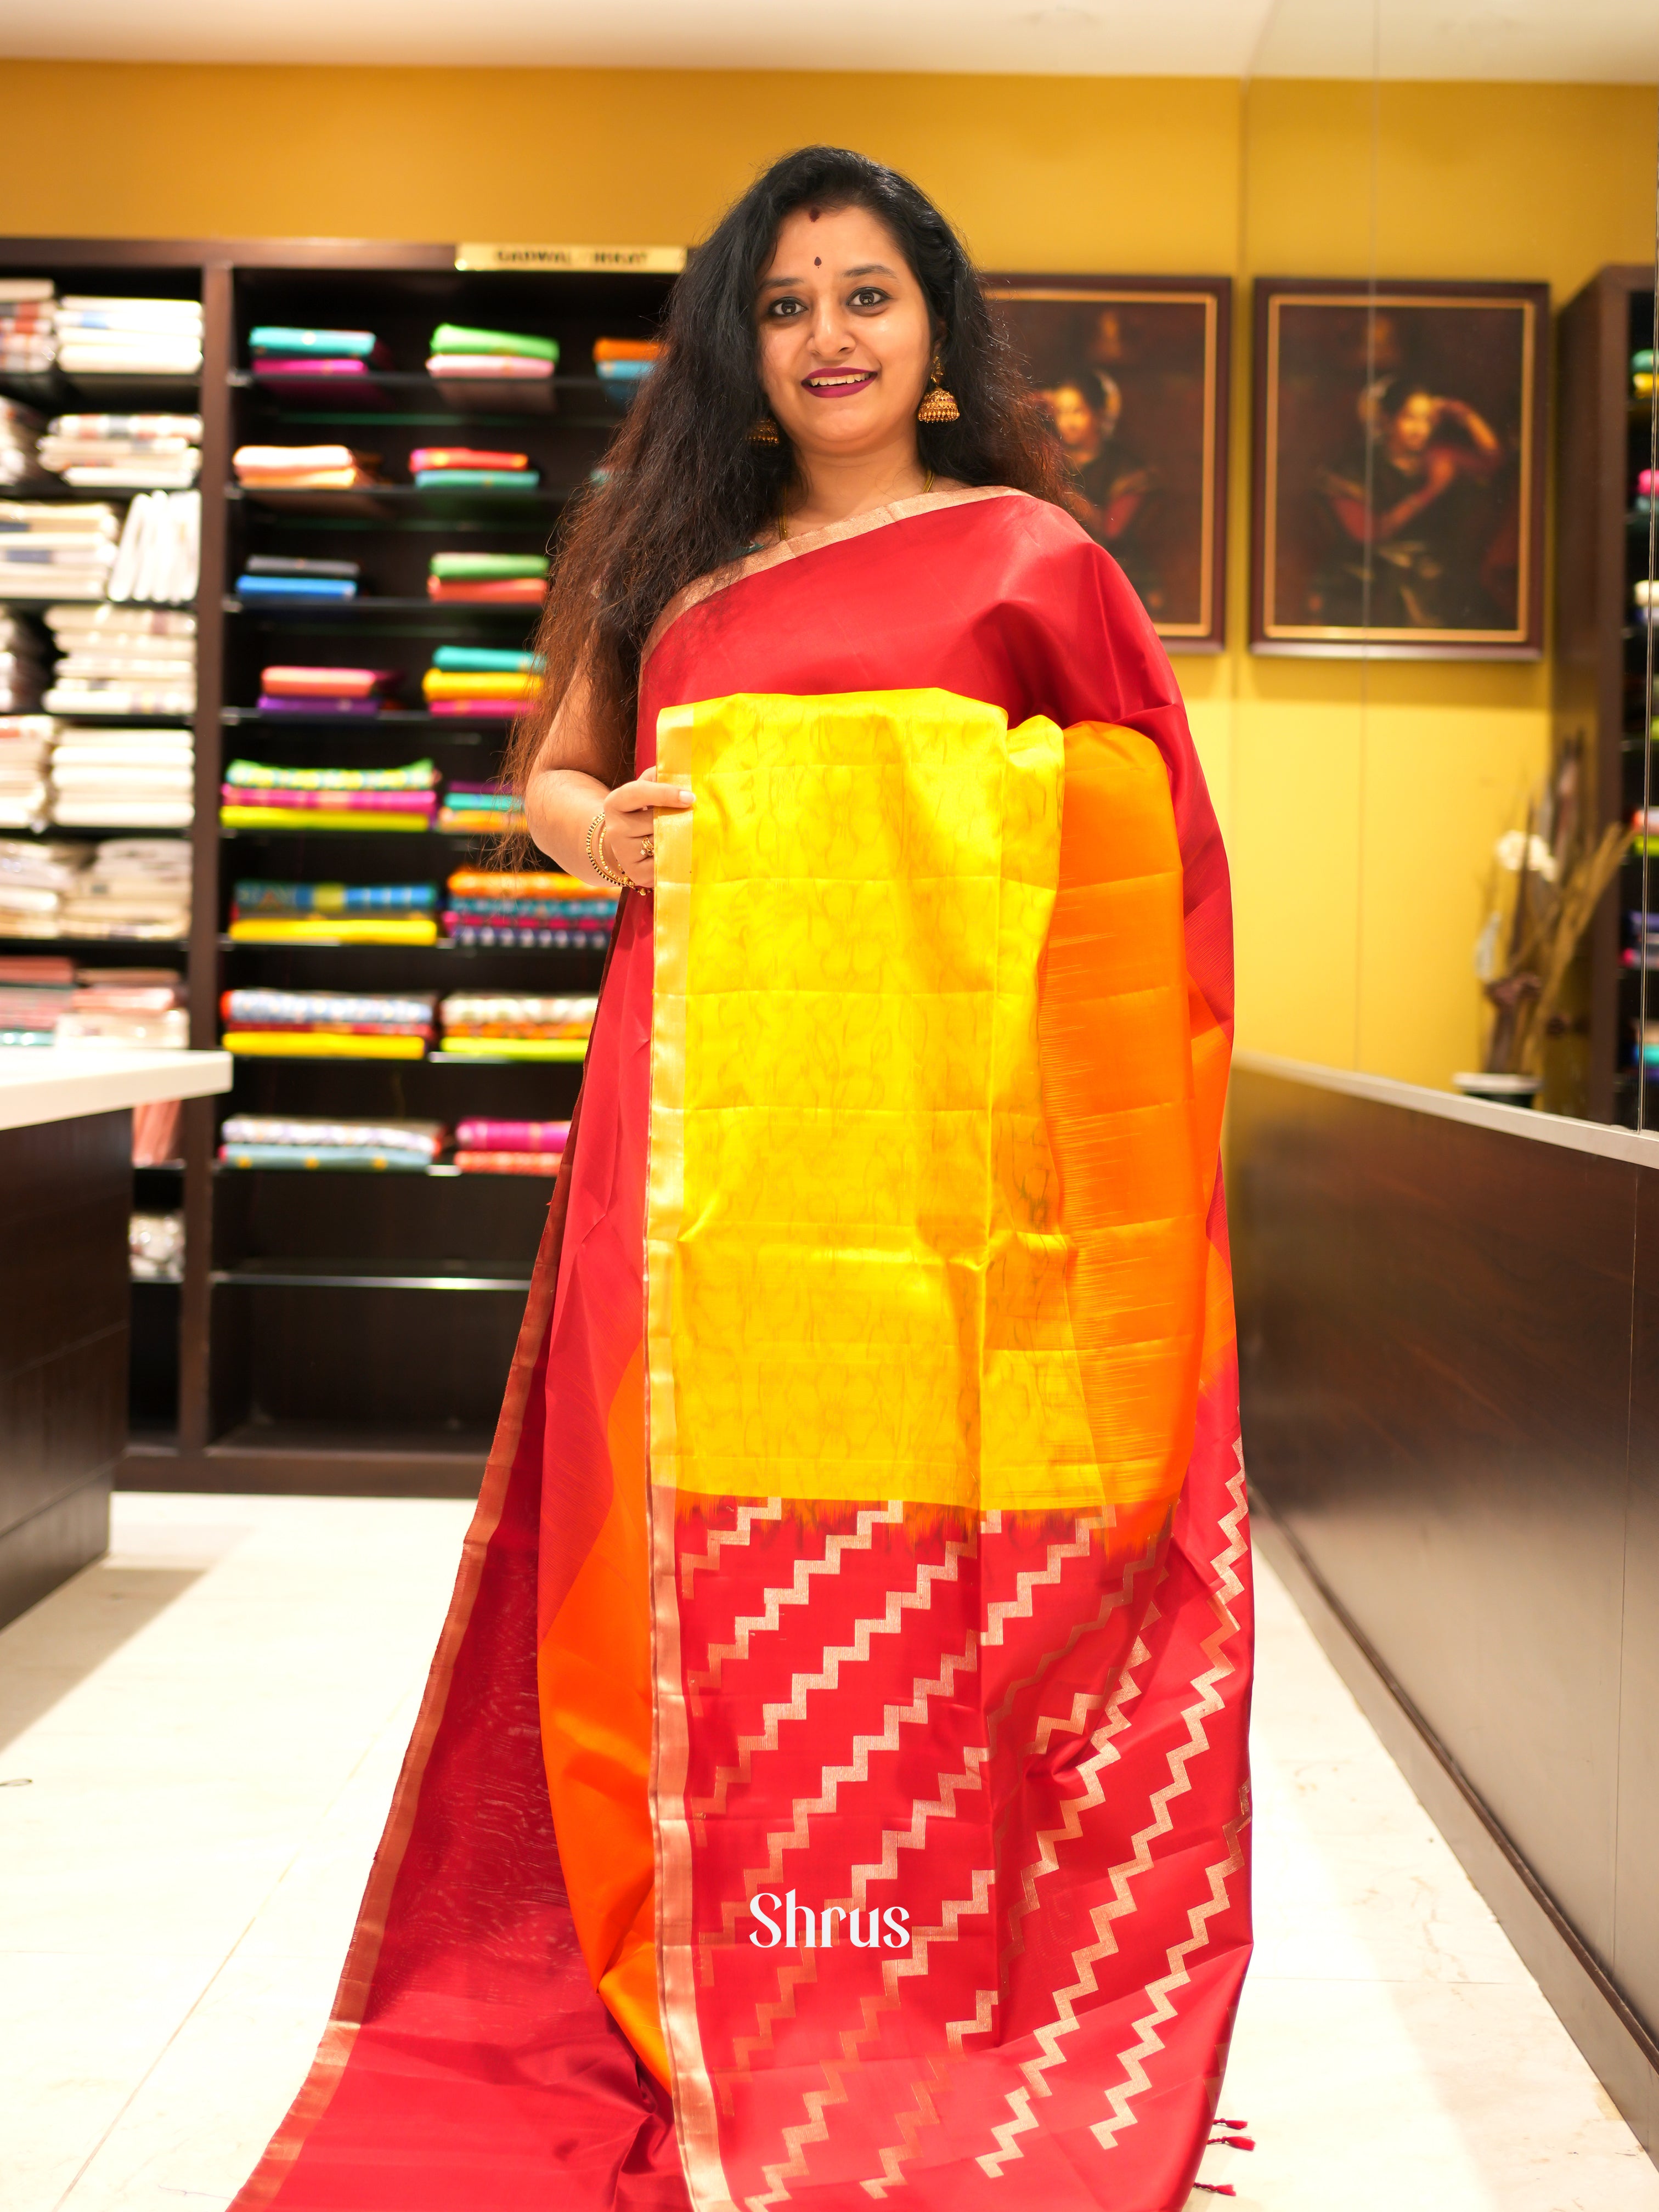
[0,951,75,1041]
[58,838,191,939]
[437,992,597,1058]
[0,402,46,486]
[442,868,616,948]
[426,325,557,384]
[409,445,539,493]
[233,444,382,492]
[427,551,546,604]
[56,297,203,377]
[0,843,87,935]
[0,620,47,711]
[0,715,52,824]
[48,725,194,828]
[38,414,202,488]
[235,555,360,603]
[0,503,121,600]
[43,607,196,715]
[257,665,399,716]
[222,757,437,831]
[1626,912,1659,970]
[249,327,383,383]
[453,1116,568,1176]
[57,968,187,1049]
[228,879,438,943]
[423,645,540,719]
[104,492,200,605]
[594,338,663,408]
[0,281,56,373]
[1636,349,1655,400]
[219,1115,445,1171]
[220,988,436,1059]
[438,781,528,836]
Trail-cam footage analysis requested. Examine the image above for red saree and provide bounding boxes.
[232,487,1250,2212]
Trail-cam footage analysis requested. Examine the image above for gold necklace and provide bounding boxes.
[777,467,935,543]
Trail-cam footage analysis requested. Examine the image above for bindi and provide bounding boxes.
[808,207,821,221]
[814,257,821,267]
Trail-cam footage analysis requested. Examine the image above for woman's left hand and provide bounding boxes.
[600,765,694,890]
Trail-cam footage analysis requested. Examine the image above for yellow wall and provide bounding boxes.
[1,59,1654,1088]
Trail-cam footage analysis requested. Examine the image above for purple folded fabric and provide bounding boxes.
[222,785,435,812]
[253,359,373,379]
[256,695,383,715]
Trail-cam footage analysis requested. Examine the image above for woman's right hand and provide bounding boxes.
[599,766,694,890]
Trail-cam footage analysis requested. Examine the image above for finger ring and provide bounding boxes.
[640,837,654,860]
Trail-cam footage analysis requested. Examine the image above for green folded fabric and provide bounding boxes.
[430,552,549,580]
[430,324,558,363]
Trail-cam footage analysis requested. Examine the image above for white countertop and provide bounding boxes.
[0,1047,232,1134]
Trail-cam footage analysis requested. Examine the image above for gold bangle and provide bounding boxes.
[585,809,631,890]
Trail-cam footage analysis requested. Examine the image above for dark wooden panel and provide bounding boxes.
[1618,1172,1659,2032]
[228,1282,524,1430]
[1232,1071,1636,1980]
[0,1329,127,1542]
[0,1114,130,1592]
[0,1476,111,1633]
[119,1427,486,1499]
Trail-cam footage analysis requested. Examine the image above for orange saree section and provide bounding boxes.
[1037,723,1232,1519]
[537,1340,667,2084]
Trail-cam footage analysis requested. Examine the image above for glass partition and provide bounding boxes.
[1236,7,1659,1125]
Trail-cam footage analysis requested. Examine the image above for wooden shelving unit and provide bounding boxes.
[0,236,680,1494]
[1555,263,1657,1126]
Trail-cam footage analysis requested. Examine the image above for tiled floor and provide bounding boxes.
[1,1491,1655,2211]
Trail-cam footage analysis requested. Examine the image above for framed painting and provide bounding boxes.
[985,274,1231,651]
[1251,277,1549,658]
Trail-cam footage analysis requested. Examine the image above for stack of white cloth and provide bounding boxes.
[55,297,202,377]
[0,281,55,373]
[48,725,194,828]
[106,490,199,604]
[58,968,188,1049]
[58,838,190,940]
[0,402,45,486]
[0,503,120,601]
[38,414,201,490]
[0,715,53,826]
[43,606,195,716]
[0,617,47,711]
[0,838,88,935]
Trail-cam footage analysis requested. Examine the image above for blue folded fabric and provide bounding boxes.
[250,326,378,358]
[414,470,540,492]
[235,574,358,601]
[432,646,543,673]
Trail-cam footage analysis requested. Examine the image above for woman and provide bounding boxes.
[233,148,1249,2212]
[1311,375,1508,630]
[1042,372,1161,614]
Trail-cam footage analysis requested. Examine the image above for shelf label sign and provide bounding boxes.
[453,243,687,274]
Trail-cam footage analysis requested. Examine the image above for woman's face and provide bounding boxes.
[1047,384,1099,455]
[755,203,934,464]
[1390,392,1438,455]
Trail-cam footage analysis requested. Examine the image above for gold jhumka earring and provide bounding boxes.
[917,353,960,425]
[748,415,781,445]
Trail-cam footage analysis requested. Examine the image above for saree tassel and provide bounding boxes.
[1209,2134,1255,2151]
[1193,2187,1237,2198]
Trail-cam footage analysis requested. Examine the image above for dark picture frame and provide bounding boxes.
[984,274,1232,651]
[1250,276,1549,658]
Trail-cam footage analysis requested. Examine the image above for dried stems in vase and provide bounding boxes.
[1478,738,1632,1079]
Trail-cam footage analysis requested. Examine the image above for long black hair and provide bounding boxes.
[505,145,1066,793]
